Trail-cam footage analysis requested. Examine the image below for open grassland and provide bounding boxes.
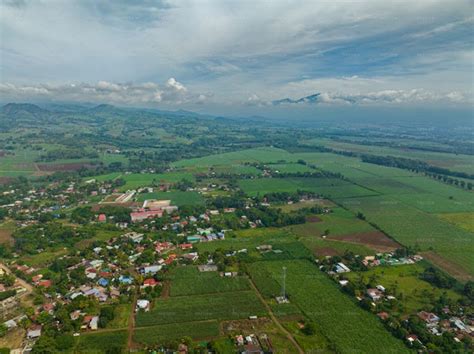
[248,260,410,354]
[134,320,220,345]
[169,266,250,296]
[136,291,267,327]
[336,195,474,279]
[74,330,127,353]
[137,190,204,206]
[346,264,461,314]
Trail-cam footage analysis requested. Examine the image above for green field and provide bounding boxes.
[173,147,297,168]
[118,172,195,191]
[137,190,204,206]
[336,195,474,278]
[249,260,410,354]
[169,266,250,296]
[74,330,127,353]
[134,321,220,345]
[239,177,377,198]
[290,207,376,237]
[136,291,267,327]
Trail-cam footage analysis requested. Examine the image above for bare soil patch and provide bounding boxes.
[421,251,473,282]
[306,215,322,223]
[328,231,400,252]
[0,228,13,245]
[314,247,340,257]
[0,177,13,185]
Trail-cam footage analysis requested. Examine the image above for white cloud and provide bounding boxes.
[0,79,205,106]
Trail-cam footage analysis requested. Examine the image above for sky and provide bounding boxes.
[0,0,473,118]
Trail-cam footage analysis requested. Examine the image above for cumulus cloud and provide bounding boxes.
[0,79,207,106]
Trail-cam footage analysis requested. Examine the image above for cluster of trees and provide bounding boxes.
[420,267,456,289]
[36,148,99,162]
[13,222,93,254]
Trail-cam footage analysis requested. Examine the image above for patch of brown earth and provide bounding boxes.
[314,247,340,257]
[306,215,322,223]
[0,229,13,245]
[328,231,400,252]
[421,251,473,282]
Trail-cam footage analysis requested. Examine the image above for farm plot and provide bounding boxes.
[289,207,376,237]
[135,291,267,327]
[239,177,376,198]
[169,266,250,296]
[134,320,220,345]
[336,195,474,279]
[248,260,410,354]
[327,231,400,252]
[74,330,127,353]
[137,191,204,206]
[438,212,474,233]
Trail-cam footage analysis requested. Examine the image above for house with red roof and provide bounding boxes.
[38,279,52,288]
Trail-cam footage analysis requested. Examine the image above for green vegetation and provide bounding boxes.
[249,260,410,353]
[169,266,250,296]
[136,291,266,327]
[134,320,220,345]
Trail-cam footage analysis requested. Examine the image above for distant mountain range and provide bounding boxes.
[272,93,321,105]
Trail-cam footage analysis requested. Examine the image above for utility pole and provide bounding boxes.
[282,266,287,299]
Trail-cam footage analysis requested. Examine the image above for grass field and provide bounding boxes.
[169,266,250,296]
[137,190,204,206]
[136,291,267,327]
[248,260,410,354]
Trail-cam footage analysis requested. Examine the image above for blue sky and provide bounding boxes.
[0,0,472,116]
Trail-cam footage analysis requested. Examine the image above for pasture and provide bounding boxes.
[117,172,195,191]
